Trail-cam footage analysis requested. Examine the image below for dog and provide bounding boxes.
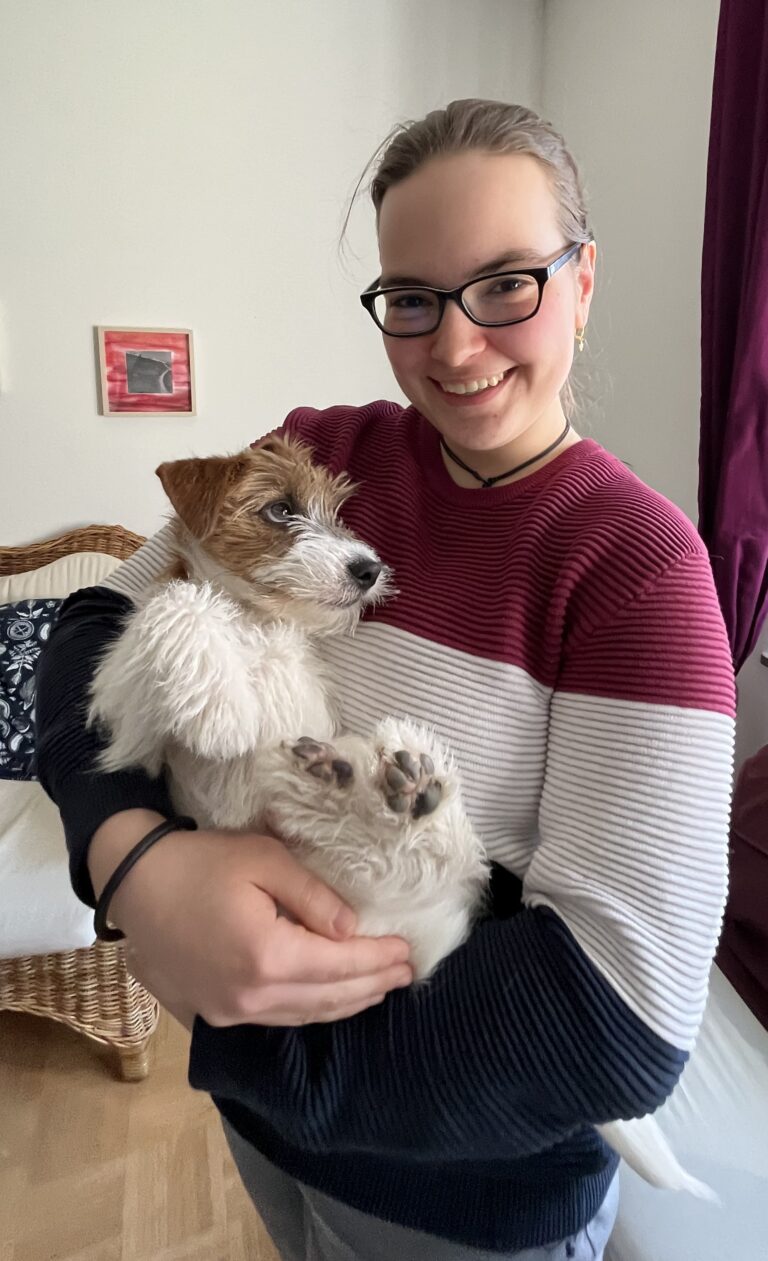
[88,435,489,981]
[88,434,714,1199]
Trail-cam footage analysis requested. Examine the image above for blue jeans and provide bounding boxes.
[223,1119,620,1261]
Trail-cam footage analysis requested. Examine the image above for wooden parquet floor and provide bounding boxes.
[0,1009,280,1261]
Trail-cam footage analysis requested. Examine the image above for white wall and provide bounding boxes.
[543,0,720,523]
[0,0,542,543]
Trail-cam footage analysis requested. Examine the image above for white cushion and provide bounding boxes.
[0,779,94,957]
[0,551,120,603]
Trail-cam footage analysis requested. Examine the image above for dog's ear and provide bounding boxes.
[156,452,252,540]
[249,433,283,455]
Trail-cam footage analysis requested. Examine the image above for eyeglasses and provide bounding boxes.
[360,242,585,338]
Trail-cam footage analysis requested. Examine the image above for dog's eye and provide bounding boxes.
[261,499,295,525]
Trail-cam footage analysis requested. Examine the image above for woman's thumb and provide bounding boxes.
[254,837,358,939]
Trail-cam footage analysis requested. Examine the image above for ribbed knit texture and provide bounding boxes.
[36,400,735,1251]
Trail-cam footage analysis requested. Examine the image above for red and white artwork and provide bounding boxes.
[96,327,196,415]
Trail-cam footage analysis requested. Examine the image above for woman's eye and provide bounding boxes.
[389,292,429,309]
[262,500,294,524]
[489,278,523,294]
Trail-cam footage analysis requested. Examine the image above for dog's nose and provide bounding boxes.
[347,556,383,591]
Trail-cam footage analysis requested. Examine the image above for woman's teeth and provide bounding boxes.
[440,370,510,395]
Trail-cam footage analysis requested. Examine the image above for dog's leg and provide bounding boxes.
[89,582,268,772]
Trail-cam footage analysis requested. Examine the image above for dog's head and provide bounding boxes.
[155,435,393,634]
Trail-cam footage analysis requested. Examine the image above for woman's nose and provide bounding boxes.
[428,300,488,366]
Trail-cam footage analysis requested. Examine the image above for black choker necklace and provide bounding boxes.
[440,418,572,488]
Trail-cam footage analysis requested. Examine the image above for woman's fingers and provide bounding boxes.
[208,964,412,1027]
[128,924,413,1029]
[252,836,362,939]
[257,916,412,985]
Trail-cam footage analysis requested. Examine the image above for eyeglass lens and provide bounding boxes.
[372,273,540,334]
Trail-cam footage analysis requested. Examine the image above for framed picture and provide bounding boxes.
[96,326,196,415]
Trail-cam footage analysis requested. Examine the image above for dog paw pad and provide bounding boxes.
[331,758,354,788]
[413,782,442,819]
[292,737,354,789]
[380,748,443,819]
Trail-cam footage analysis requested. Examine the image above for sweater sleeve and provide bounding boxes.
[35,526,178,906]
[188,550,735,1160]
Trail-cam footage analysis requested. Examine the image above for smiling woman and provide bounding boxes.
[35,99,735,1261]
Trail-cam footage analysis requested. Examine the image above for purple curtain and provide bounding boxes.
[698,0,768,674]
[717,743,768,1031]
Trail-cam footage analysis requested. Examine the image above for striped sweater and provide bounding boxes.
[35,401,735,1252]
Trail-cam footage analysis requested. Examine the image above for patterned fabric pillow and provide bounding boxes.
[0,598,63,780]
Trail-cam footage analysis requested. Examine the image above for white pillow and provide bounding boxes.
[0,779,94,956]
[0,551,121,603]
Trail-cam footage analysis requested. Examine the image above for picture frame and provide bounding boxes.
[95,326,196,416]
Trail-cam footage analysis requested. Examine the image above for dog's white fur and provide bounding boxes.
[88,440,714,1199]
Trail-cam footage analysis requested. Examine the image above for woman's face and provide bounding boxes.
[376,151,596,463]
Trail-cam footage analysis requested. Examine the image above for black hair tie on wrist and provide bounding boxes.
[93,816,198,942]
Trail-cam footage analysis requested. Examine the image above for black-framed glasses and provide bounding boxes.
[360,242,585,337]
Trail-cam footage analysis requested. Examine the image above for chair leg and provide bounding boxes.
[116,1035,152,1082]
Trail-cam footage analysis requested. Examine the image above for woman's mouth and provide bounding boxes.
[431,367,516,406]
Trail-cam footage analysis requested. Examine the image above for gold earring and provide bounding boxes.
[575,327,587,353]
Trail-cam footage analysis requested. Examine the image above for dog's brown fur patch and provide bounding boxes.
[156,436,354,582]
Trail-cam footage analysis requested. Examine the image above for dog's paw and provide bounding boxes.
[378,748,443,819]
[291,737,354,789]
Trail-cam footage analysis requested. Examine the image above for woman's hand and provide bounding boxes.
[89,810,413,1030]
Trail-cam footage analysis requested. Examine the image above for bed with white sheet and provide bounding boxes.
[607,965,768,1261]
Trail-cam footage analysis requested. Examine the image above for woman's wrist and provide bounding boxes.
[88,808,167,900]
[93,816,198,941]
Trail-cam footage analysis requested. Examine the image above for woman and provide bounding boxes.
[36,100,735,1260]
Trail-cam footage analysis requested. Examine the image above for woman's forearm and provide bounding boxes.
[35,584,174,906]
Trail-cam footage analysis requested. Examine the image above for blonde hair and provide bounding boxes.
[349,99,595,419]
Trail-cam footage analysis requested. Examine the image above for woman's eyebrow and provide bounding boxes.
[379,250,548,288]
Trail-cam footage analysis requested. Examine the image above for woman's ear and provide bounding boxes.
[575,240,597,329]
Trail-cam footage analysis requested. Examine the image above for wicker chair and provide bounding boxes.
[0,524,159,1081]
